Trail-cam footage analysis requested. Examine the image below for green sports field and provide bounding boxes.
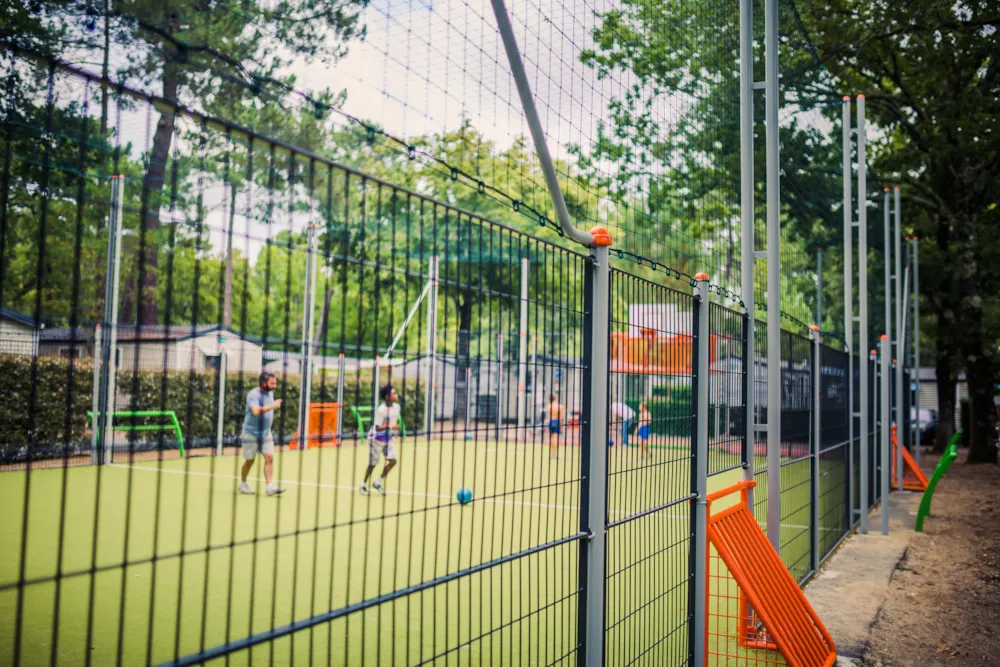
[0,438,845,666]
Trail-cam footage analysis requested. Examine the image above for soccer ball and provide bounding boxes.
[456,487,473,505]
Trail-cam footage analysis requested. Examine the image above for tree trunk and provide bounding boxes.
[933,328,956,454]
[135,62,180,326]
[223,185,237,328]
[965,361,998,464]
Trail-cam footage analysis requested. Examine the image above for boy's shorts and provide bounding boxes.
[369,434,397,466]
[637,425,651,440]
[241,430,275,460]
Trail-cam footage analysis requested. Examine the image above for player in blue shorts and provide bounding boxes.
[637,401,652,459]
[547,393,564,459]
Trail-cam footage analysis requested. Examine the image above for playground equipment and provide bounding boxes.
[914,430,961,532]
[707,481,836,666]
[86,410,185,457]
[289,402,341,450]
[891,424,929,492]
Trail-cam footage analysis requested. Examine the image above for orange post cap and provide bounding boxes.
[590,226,612,247]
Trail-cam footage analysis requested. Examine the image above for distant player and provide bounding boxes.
[238,372,286,496]
[360,384,401,496]
[610,401,636,447]
[547,393,564,459]
[637,401,652,459]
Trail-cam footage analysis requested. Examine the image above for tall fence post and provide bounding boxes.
[894,186,904,489]
[842,95,855,527]
[579,228,611,667]
[764,0,782,550]
[880,335,891,535]
[91,323,102,464]
[216,334,227,456]
[811,325,821,570]
[97,174,125,465]
[424,255,439,435]
[336,353,345,444]
[297,222,319,451]
[518,258,529,437]
[857,95,870,533]
[692,273,711,667]
[739,0,756,514]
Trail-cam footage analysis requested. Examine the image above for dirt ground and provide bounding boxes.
[864,452,1000,667]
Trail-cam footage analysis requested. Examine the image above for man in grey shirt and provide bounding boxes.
[239,372,285,496]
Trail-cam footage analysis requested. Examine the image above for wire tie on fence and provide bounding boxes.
[407,145,416,160]
[366,125,376,144]
[512,199,520,212]
[477,181,486,195]
[313,102,326,120]
[450,167,458,181]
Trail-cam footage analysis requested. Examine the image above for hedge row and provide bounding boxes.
[0,355,424,461]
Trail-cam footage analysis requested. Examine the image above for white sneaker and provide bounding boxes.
[238,482,254,495]
[360,483,369,496]
[372,481,386,496]
[265,484,286,496]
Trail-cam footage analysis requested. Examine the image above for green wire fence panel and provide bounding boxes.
[87,410,186,458]
[914,430,962,533]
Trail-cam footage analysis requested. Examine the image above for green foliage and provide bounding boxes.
[0,354,423,462]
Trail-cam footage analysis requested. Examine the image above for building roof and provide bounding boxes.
[0,307,35,328]
[918,367,967,382]
[40,324,260,345]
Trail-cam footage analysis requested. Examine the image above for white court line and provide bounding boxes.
[108,463,841,532]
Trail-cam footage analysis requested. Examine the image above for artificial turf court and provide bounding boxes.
[0,437,848,666]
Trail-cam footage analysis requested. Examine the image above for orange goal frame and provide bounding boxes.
[707,480,837,667]
[891,424,928,491]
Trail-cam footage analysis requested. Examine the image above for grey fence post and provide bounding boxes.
[739,0,756,515]
[91,323,102,464]
[764,0,782,551]
[842,94,855,527]
[811,325,821,570]
[857,95,869,533]
[97,174,125,465]
[692,273,711,667]
[579,230,611,667]
[216,335,227,456]
[336,353,345,443]
[518,258,529,436]
[880,335,891,535]
[297,222,319,451]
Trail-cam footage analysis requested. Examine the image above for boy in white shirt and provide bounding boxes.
[360,384,401,496]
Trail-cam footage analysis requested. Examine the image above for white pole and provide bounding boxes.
[913,237,921,466]
[858,96,869,533]
[465,366,472,437]
[496,333,504,440]
[741,0,755,512]
[692,273,711,667]
[765,0,781,549]
[518,258,529,437]
[216,335,227,456]
[423,256,439,435]
[91,324,102,464]
[842,95,854,525]
[100,174,124,465]
[298,223,319,451]
[880,335,890,535]
[336,353,345,443]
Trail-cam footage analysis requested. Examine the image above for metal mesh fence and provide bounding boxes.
[605,269,695,664]
[0,0,913,660]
